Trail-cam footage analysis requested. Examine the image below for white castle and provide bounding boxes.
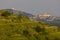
[38,13,51,17]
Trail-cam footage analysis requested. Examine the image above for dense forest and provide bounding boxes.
[0,10,60,40]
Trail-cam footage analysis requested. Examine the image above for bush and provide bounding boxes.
[1,11,12,17]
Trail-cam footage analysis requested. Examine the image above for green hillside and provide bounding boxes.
[0,10,60,40]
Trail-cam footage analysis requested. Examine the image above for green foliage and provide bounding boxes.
[23,29,29,36]
[1,10,12,17]
[0,10,60,40]
[17,13,23,19]
[34,26,42,33]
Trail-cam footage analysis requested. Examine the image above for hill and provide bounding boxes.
[0,9,34,17]
[33,13,60,27]
[0,9,60,40]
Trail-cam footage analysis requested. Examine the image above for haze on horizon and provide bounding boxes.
[0,0,60,17]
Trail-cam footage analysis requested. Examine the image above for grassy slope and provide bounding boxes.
[0,10,60,40]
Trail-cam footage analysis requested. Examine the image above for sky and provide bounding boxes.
[0,0,60,16]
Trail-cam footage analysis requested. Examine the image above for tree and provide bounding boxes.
[1,11,12,17]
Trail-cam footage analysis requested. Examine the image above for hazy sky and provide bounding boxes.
[0,0,60,16]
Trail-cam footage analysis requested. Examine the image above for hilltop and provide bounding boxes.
[0,8,34,17]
